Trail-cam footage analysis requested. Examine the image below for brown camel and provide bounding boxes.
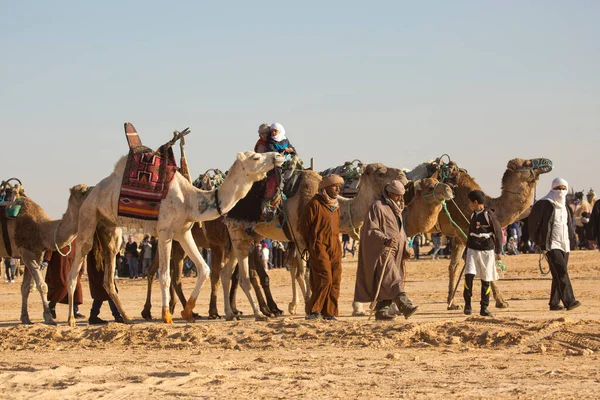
[0,182,90,324]
[406,157,553,310]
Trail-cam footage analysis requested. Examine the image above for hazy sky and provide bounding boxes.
[1,1,598,218]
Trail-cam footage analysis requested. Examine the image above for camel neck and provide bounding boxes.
[485,186,533,227]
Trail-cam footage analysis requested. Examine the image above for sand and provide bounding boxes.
[1,250,600,399]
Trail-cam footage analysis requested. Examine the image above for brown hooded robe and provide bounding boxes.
[354,198,409,303]
[299,194,343,317]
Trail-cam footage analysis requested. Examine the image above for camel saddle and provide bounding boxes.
[118,123,185,221]
[0,178,25,257]
[320,160,364,198]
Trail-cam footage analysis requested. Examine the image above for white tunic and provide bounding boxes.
[549,203,570,253]
[465,248,499,282]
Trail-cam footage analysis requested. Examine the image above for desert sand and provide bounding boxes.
[1,249,600,399]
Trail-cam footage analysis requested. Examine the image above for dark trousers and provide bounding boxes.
[90,298,121,319]
[413,241,420,260]
[5,263,15,280]
[546,249,576,307]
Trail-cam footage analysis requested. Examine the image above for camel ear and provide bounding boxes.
[236,152,247,162]
[377,166,388,175]
[414,180,422,192]
[506,159,518,172]
[364,164,376,175]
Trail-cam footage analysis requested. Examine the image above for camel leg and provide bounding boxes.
[100,226,131,324]
[179,230,211,322]
[352,301,367,316]
[141,251,160,320]
[169,242,186,315]
[157,232,174,324]
[68,229,94,327]
[221,257,237,320]
[288,252,300,315]
[491,281,509,308]
[226,237,267,321]
[250,264,274,317]
[446,241,465,311]
[208,246,225,319]
[229,264,243,316]
[19,267,34,324]
[21,251,54,325]
[253,258,283,316]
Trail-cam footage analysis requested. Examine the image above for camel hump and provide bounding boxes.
[124,122,143,148]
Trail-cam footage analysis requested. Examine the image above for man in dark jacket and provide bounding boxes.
[529,178,581,311]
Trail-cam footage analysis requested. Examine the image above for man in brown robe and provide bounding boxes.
[44,239,85,319]
[354,180,418,320]
[300,174,344,320]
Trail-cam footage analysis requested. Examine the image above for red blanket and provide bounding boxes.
[118,145,177,220]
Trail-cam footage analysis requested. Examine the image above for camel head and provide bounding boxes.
[503,158,553,189]
[231,151,285,182]
[362,163,407,195]
[67,184,92,210]
[414,178,454,204]
[587,189,596,204]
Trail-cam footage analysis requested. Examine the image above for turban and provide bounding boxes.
[385,180,406,195]
[319,174,344,190]
[552,177,568,190]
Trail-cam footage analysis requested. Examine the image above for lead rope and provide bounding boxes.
[53,223,72,257]
[347,199,361,239]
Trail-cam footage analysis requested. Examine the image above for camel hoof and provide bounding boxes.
[272,309,284,317]
[68,316,76,327]
[232,310,244,316]
[352,311,367,317]
[495,301,509,309]
[288,303,297,315]
[141,309,153,321]
[180,309,195,323]
[255,315,269,322]
[162,308,173,324]
[447,304,462,311]
[192,312,201,320]
[208,314,222,320]
[20,316,33,325]
[236,315,242,321]
[225,315,235,322]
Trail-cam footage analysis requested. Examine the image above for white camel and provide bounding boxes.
[66,150,284,326]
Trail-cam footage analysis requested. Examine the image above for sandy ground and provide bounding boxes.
[1,249,600,399]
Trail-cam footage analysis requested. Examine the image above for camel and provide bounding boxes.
[0,182,90,324]
[405,157,553,310]
[66,149,285,326]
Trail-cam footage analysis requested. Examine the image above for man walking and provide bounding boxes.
[299,174,344,321]
[529,178,581,311]
[354,180,418,321]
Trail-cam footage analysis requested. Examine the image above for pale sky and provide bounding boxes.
[1,1,598,218]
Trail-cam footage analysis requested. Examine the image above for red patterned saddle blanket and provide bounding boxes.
[118,123,178,220]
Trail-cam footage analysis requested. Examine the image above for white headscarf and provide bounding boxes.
[270,122,287,142]
[542,177,568,207]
